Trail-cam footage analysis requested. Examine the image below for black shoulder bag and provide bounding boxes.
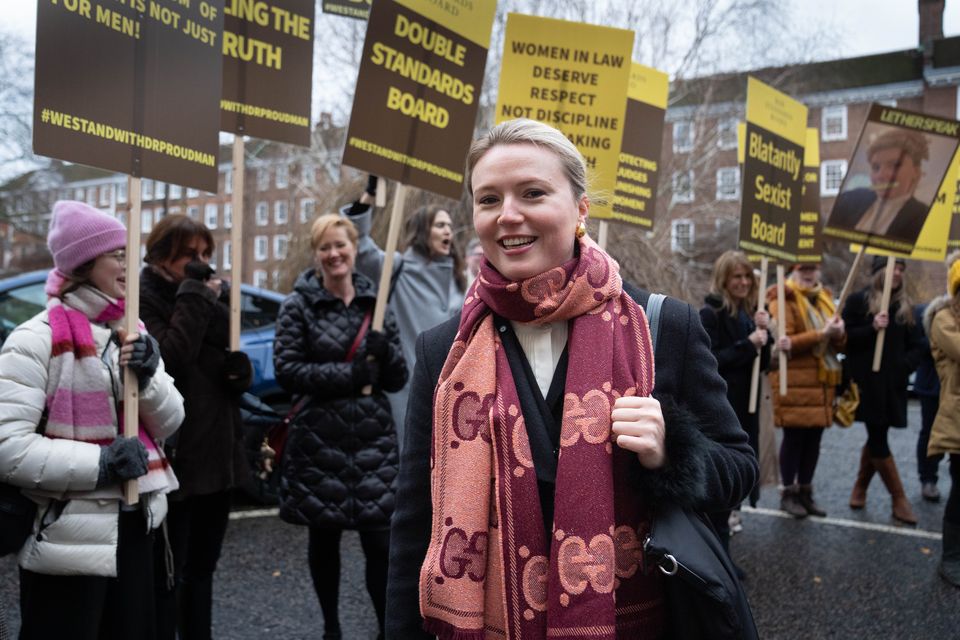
[642,293,759,640]
[0,407,48,557]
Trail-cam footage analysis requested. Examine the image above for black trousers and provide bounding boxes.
[917,395,945,483]
[19,509,156,640]
[779,427,824,486]
[946,454,960,525]
[154,491,231,640]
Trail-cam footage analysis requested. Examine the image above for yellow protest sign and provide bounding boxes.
[496,14,634,219]
[611,63,668,228]
[797,128,823,263]
[738,77,808,262]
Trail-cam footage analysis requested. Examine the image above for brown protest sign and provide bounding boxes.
[322,0,370,20]
[823,104,960,254]
[950,179,960,249]
[738,77,808,262]
[611,63,668,229]
[342,0,496,199]
[221,0,314,146]
[797,127,823,262]
[34,0,224,193]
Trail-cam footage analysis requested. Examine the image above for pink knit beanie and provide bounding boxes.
[47,200,127,274]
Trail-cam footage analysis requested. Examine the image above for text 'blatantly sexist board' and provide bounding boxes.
[221,0,315,146]
[738,77,807,262]
[34,0,224,193]
[496,13,634,220]
[341,0,496,199]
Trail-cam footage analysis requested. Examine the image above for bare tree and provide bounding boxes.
[0,28,39,184]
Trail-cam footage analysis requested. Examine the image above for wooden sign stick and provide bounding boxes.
[122,176,142,505]
[748,256,769,413]
[872,255,896,371]
[834,244,867,318]
[597,221,610,251]
[229,136,245,352]
[374,175,386,208]
[777,263,787,396]
[362,182,408,395]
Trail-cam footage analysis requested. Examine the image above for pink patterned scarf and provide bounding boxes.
[420,237,664,639]
[45,278,176,495]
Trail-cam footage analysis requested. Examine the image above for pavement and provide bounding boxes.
[2,400,958,638]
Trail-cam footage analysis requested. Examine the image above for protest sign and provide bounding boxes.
[797,127,823,263]
[221,0,315,146]
[496,14,634,220]
[610,63,668,228]
[950,177,960,249]
[738,77,808,262]
[34,0,224,193]
[341,0,496,199]
[323,0,370,20]
[824,104,960,254]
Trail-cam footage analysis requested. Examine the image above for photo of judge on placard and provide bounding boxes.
[826,125,955,248]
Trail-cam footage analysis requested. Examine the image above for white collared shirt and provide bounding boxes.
[510,321,569,397]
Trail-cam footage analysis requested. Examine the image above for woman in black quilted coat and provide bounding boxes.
[273,214,407,640]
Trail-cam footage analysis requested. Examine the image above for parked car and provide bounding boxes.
[0,269,288,503]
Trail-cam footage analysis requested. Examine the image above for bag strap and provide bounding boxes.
[646,293,666,350]
[345,309,373,363]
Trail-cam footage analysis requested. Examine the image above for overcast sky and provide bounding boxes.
[5,0,960,63]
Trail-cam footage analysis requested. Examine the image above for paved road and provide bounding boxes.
[2,401,958,638]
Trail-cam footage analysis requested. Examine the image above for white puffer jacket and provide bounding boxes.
[0,309,185,576]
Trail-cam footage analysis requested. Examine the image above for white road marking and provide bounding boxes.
[229,507,279,520]
[742,506,942,541]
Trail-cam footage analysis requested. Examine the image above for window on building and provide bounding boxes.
[187,187,200,198]
[168,184,182,200]
[272,270,281,289]
[205,203,218,229]
[715,167,741,201]
[117,182,127,204]
[671,219,695,253]
[142,180,153,201]
[274,200,288,225]
[256,202,269,226]
[209,248,217,270]
[223,240,232,269]
[255,235,268,261]
[168,206,181,216]
[821,159,847,196]
[672,170,695,203]
[716,118,738,149]
[75,188,85,202]
[141,209,153,233]
[300,198,315,223]
[257,168,270,191]
[155,182,166,199]
[224,203,232,228]
[86,189,97,206]
[154,208,165,223]
[301,164,315,186]
[253,269,268,288]
[223,170,232,194]
[275,166,289,189]
[99,185,112,206]
[877,99,897,108]
[673,121,695,153]
[273,234,289,260]
[187,205,199,220]
[821,105,847,141]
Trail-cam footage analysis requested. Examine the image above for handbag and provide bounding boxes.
[644,294,758,639]
[0,407,48,557]
[834,379,860,427]
[643,505,759,640]
[261,309,373,472]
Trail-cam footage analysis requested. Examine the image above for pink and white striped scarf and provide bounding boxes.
[45,280,177,495]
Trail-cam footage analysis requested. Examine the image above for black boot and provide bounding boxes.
[941,521,960,588]
[780,485,807,518]
[798,484,827,517]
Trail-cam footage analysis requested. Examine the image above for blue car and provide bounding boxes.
[0,269,286,402]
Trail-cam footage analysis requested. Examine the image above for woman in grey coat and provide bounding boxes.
[342,177,466,445]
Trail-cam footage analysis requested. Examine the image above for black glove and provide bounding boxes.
[126,333,160,390]
[96,437,149,488]
[365,174,379,196]
[351,358,380,391]
[223,350,253,392]
[184,260,215,282]
[363,330,390,362]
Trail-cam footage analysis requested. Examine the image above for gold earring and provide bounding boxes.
[575,221,587,238]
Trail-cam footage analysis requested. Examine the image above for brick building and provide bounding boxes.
[657,0,957,297]
[0,120,345,291]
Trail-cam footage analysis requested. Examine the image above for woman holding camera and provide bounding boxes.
[140,214,252,640]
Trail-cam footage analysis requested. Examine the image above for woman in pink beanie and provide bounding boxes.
[0,200,185,639]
